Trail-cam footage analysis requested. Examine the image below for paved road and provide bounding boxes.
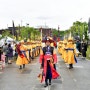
[0,51,90,90]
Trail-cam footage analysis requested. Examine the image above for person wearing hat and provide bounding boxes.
[58,41,63,55]
[16,41,29,69]
[39,38,59,87]
[62,40,68,63]
[66,37,77,69]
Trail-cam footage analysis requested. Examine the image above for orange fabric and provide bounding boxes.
[16,45,28,65]
[67,43,76,64]
[16,55,28,65]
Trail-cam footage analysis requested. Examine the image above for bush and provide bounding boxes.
[86,46,90,60]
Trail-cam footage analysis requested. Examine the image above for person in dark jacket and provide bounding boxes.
[81,41,87,57]
[76,40,81,53]
[7,44,13,64]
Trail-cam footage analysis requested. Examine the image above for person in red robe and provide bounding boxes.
[39,38,59,87]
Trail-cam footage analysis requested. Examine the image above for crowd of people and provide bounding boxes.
[0,36,88,88]
[58,37,88,69]
[0,42,15,69]
[0,40,41,70]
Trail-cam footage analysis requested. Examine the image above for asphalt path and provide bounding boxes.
[0,51,90,90]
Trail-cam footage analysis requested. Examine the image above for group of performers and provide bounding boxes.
[15,40,41,69]
[15,35,78,88]
[58,36,78,69]
[14,38,59,88]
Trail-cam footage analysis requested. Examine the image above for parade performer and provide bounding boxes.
[58,41,63,55]
[16,41,29,69]
[61,41,64,59]
[63,40,68,63]
[39,38,59,87]
[66,37,77,69]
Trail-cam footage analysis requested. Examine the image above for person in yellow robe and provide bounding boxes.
[58,41,63,55]
[66,38,77,69]
[16,41,29,69]
[63,40,68,63]
[61,41,65,59]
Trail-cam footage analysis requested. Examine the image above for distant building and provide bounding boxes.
[0,27,20,35]
[35,25,52,37]
[0,25,53,39]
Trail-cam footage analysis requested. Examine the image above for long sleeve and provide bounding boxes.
[39,48,44,64]
[53,49,57,63]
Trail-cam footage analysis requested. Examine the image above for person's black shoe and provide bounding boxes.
[69,67,72,69]
[19,67,22,69]
[44,84,48,87]
[49,83,51,85]
[23,64,25,68]
[69,66,73,69]
[8,63,12,64]
[69,64,73,69]
[19,66,22,69]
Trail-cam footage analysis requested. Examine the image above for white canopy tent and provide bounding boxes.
[0,36,15,47]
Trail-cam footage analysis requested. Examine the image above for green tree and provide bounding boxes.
[31,29,38,40]
[20,27,40,40]
[2,30,12,38]
[64,21,88,41]
[20,27,33,40]
[52,29,59,37]
[33,30,40,40]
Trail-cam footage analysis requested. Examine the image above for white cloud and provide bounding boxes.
[0,0,90,30]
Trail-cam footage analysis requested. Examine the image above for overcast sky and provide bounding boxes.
[0,0,90,30]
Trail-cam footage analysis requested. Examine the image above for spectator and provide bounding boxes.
[81,41,87,57]
[7,44,13,64]
[2,43,8,63]
[76,40,81,53]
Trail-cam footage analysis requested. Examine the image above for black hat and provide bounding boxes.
[42,38,54,43]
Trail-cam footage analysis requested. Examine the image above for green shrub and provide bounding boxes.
[86,46,90,60]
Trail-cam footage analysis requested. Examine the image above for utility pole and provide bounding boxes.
[40,27,42,41]
[57,25,60,41]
